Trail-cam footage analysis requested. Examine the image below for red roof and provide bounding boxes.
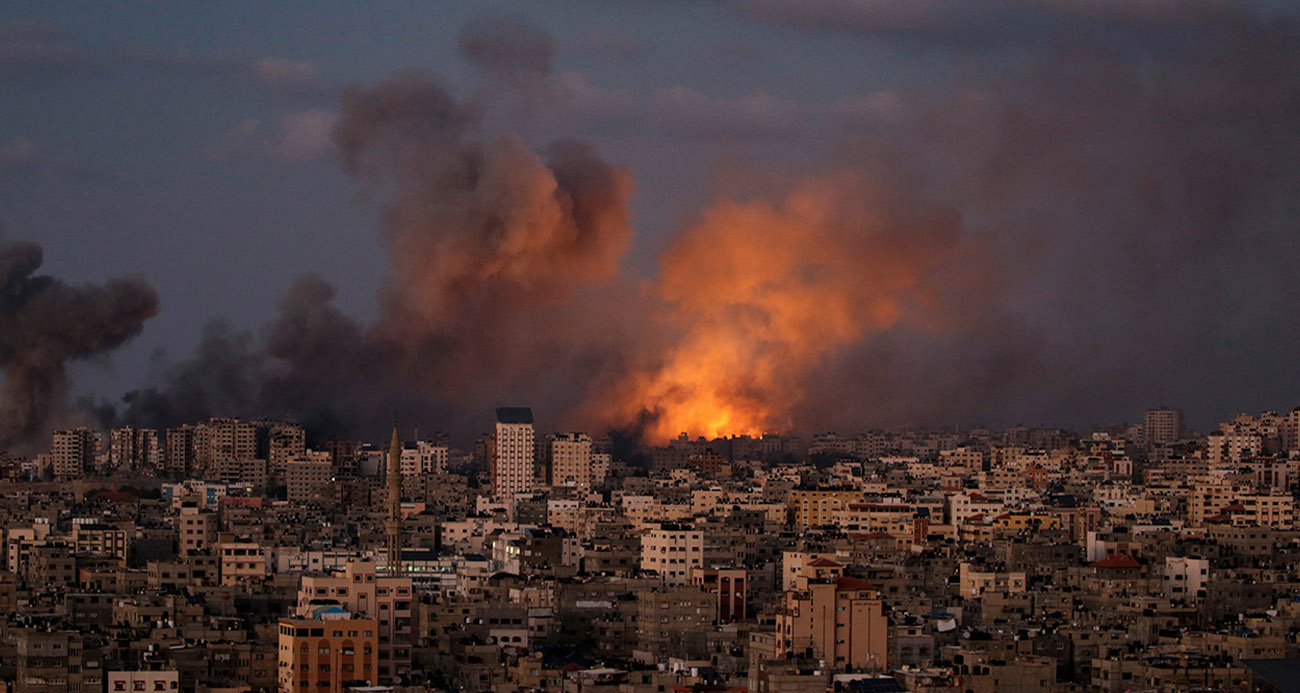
[835,576,877,591]
[1090,553,1140,569]
[808,557,842,567]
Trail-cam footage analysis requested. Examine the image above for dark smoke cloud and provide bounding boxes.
[778,6,1300,430]
[457,17,555,93]
[0,239,157,450]
[114,73,637,443]
[106,7,1300,442]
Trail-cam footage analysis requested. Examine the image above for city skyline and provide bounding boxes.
[3,2,1300,449]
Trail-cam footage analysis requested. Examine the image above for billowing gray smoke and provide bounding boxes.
[0,240,157,450]
[107,7,1300,442]
[115,68,635,442]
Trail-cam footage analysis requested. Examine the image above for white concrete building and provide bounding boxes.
[492,408,535,499]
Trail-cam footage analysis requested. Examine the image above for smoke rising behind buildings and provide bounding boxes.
[7,5,1300,445]
[0,239,157,450]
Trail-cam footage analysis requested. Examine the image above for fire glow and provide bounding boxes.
[604,171,976,442]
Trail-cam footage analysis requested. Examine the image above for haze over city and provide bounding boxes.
[7,5,1300,693]
[2,1,1300,450]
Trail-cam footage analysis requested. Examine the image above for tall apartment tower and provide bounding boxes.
[1284,407,1300,452]
[1144,408,1183,447]
[50,428,94,480]
[193,417,257,472]
[385,427,403,576]
[108,426,160,472]
[549,432,593,490]
[322,437,358,478]
[268,423,307,477]
[491,407,535,499]
[165,425,195,476]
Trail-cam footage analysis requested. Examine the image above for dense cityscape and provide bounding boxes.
[0,405,1297,691]
[5,1,1300,692]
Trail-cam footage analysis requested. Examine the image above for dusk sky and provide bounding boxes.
[3,1,1300,446]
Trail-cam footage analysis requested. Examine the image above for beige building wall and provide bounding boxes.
[296,560,412,684]
[640,525,704,586]
[278,616,377,693]
[549,433,593,490]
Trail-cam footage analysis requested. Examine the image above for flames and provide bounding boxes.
[324,73,983,443]
[605,170,973,442]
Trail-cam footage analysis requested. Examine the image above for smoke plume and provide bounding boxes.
[0,240,157,450]
[106,7,1300,442]
[116,73,637,441]
[457,17,555,94]
[594,166,996,440]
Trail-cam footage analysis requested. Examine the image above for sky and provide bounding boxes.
[2,1,1299,447]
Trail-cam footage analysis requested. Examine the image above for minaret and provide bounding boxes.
[385,426,403,576]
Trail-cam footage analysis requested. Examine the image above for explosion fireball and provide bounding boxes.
[604,170,980,442]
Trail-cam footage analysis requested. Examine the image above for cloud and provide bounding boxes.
[457,16,555,93]
[208,110,338,163]
[650,86,806,140]
[0,136,100,179]
[0,19,329,99]
[550,71,639,126]
[269,109,338,162]
[453,16,638,133]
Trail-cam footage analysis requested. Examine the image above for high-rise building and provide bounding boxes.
[1144,408,1183,447]
[548,432,592,490]
[491,408,535,499]
[322,437,357,478]
[640,523,704,586]
[399,440,449,478]
[287,451,333,504]
[213,457,267,490]
[108,426,161,472]
[164,426,195,476]
[1284,407,1300,452]
[194,417,257,472]
[50,428,94,480]
[269,423,307,477]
